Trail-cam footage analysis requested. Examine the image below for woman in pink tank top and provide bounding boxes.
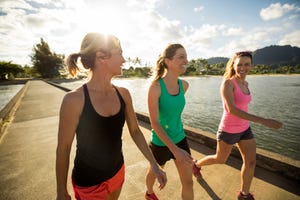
[193,51,283,200]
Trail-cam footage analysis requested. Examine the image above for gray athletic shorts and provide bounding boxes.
[216,127,254,145]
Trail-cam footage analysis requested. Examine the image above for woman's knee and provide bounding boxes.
[244,158,256,168]
[176,164,194,187]
[181,178,194,188]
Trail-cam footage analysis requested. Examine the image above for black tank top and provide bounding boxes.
[72,84,126,187]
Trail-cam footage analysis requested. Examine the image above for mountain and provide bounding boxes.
[207,57,228,65]
[206,45,300,66]
[252,45,300,66]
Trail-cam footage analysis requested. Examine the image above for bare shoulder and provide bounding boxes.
[61,86,84,109]
[149,80,161,93]
[114,86,131,102]
[150,80,161,90]
[148,81,161,99]
[181,79,189,92]
[222,79,233,87]
[221,79,234,92]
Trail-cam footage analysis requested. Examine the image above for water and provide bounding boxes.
[0,84,24,111]
[58,75,300,160]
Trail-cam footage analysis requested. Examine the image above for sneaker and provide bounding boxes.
[145,192,159,200]
[192,161,202,179]
[237,191,255,200]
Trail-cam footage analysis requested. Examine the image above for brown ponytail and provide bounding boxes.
[152,43,184,82]
[66,53,80,77]
[65,32,121,78]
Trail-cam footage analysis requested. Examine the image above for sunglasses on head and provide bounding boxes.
[235,51,252,57]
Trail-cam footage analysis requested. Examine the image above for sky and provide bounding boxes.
[0,0,300,67]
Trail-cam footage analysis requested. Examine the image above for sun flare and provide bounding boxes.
[80,4,125,36]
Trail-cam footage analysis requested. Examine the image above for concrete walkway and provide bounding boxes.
[0,80,299,200]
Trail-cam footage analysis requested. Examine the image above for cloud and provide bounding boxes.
[127,0,161,10]
[122,9,185,64]
[1,0,300,65]
[180,24,279,59]
[279,30,300,47]
[194,6,204,12]
[0,0,33,12]
[260,3,300,21]
[145,12,182,40]
[0,0,81,65]
[182,24,227,58]
[224,27,243,36]
[191,24,225,39]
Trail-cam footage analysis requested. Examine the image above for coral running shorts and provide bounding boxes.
[72,164,125,200]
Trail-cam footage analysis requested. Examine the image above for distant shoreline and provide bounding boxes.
[248,73,300,77]
[0,74,299,85]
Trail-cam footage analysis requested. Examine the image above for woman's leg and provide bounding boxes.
[237,139,256,195]
[196,140,233,167]
[106,165,125,200]
[107,187,122,200]
[174,159,194,200]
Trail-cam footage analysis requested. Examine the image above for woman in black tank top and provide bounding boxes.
[56,33,166,200]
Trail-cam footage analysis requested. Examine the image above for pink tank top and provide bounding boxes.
[218,78,252,133]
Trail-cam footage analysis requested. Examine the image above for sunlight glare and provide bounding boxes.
[80,4,125,36]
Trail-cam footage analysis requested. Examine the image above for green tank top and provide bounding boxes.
[151,78,186,146]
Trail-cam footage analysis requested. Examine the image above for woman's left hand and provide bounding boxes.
[151,165,167,190]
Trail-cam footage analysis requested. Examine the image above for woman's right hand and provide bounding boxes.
[262,118,283,129]
[173,147,194,166]
[56,192,71,200]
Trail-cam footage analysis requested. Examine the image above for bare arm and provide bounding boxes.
[182,79,189,94]
[148,82,193,166]
[56,90,83,200]
[119,87,167,189]
[222,79,282,129]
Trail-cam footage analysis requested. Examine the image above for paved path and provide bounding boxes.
[0,80,299,200]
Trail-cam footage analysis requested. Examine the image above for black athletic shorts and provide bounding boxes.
[149,137,191,166]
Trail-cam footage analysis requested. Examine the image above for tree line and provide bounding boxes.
[1,38,300,80]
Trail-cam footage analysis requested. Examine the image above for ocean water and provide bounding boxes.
[4,75,300,160]
[41,75,300,160]
[0,84,24,111]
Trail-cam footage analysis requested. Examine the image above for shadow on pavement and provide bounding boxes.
[196,178,221,200]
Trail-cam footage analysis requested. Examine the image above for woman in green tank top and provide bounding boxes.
[145,44,194,200]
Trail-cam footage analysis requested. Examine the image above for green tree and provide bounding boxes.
[188,58,209,75]
[127,57,132,68]
[0,61,25,80]
[126,57,142,68]
[210,63,225,75]
[23,65,39,78]
[30,38,64,78]
[132,57,142,67]
[185,60,198,75]
[134,66,151,77]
